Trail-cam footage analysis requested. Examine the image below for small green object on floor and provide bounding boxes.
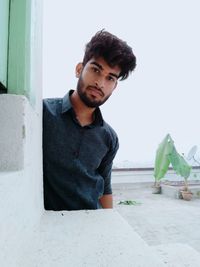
[118,200,141,205]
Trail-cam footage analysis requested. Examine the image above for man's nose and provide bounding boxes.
[95,78,105,89]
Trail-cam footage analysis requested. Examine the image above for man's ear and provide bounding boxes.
[75,63,83,78]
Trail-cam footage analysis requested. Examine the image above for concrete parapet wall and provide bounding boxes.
[111,168,200,185]
[0,95,26,171]
[0,94,43,171]
[0,94,43,266]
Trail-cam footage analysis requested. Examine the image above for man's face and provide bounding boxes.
[75,57,121,108]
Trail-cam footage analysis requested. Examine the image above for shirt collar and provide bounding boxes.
[61,90,74,113]
[61,90,104,126]
[93,107,104,126]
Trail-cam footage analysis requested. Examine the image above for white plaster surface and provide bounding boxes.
[0,1,43,265]
[18,209,166,267]
[0,95,43,267]
[0,94,26,170]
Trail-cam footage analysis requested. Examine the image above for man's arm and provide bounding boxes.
[99,194,113,208]
[98,129,119,209]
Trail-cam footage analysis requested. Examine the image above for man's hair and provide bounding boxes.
[83,30,136,80]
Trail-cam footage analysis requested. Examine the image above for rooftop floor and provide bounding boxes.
[112,184,200,265]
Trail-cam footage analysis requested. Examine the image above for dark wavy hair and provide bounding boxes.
[82,30,136,80]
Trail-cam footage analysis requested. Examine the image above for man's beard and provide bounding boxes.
[77,76,111,108]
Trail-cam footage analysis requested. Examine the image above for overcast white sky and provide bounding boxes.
[43,0,200,167]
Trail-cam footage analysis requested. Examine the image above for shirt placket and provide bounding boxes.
[73,127,85,159]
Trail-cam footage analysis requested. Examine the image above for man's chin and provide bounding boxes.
[84,101,102,108]
[79,94,102,108]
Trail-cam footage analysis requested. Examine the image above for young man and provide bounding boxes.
[43,30,136,210]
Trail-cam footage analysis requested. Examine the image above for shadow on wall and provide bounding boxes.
[0,82,7,94]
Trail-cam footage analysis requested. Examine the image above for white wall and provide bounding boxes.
[0,95,43,266]
[0,1,43,265]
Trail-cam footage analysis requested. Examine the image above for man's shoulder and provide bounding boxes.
[102,120,118,143]
[43,97,62,106]
[43,97,63,116]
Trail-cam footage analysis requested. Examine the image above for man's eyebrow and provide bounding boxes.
[90,61,119,79]
[91,61,103,70]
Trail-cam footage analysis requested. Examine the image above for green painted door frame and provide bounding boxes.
[0,0,42,106]
[7,0,32,100]
[0,0,10,88]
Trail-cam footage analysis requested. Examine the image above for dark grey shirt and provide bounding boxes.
[43,90,119,210]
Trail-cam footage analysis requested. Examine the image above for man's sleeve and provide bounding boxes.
[98,136,119,194]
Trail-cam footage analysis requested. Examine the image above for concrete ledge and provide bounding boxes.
[111,169,200,185]
[111,169,154,184]
[19,210,166,267]
[0,94,27,171]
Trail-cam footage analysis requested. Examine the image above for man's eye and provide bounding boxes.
[92,67,100,73]
[108,76,115,82]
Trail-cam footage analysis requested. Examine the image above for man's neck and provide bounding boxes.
[70,90,95,126]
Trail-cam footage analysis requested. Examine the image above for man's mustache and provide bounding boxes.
[87,85,104,97]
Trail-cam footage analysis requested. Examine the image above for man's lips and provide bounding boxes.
[87,86,104,97]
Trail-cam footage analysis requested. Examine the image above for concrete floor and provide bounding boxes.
[112,184,200,253]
